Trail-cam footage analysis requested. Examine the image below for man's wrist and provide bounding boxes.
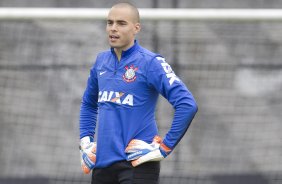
[159,142,172,157]
[80,136,94,149]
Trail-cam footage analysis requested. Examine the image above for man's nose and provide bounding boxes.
[111,23,117,31]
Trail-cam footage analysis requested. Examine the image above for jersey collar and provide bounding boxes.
[111,40,140,59]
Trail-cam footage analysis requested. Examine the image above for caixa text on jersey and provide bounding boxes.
[98,91,133,106]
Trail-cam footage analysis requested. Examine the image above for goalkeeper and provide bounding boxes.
[79,2,198,184]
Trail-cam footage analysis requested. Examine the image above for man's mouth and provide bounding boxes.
[109,35,119,41]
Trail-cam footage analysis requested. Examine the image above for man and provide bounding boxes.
[79,2,198,184]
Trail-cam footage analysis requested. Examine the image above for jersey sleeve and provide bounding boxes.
[79,58,99,139]
[146,56,198,152]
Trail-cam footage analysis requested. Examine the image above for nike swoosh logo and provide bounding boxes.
[99,71,106,75]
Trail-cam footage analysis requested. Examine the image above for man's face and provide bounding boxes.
[106,7,140,51]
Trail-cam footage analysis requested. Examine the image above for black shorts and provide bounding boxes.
[91,160,160,184]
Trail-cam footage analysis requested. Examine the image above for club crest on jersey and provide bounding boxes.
[123,65,138,83]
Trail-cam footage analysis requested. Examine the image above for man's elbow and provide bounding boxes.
[177,99,198,116]
[190,100,198,116]
[194,102,198,115]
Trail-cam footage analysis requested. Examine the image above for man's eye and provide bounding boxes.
[117,21,127,25]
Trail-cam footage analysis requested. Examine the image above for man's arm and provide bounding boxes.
[79,59,99,173]
[79,63,99,139]
[146,56,198,154]
[125,55,198,166]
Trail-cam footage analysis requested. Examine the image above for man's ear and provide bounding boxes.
[134,23,141,35]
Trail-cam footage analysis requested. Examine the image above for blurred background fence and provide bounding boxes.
[0,0,282,184]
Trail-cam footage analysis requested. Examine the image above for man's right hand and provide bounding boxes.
[80,136,96,174]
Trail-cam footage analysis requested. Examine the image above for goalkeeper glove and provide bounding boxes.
[125,136,172,167]
[80,136,96,174]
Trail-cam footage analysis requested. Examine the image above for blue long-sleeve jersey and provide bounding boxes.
[80,41,198,168]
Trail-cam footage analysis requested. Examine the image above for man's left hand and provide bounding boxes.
[125,136,171,167]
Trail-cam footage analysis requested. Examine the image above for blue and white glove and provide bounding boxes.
[125,136,172,167]
[80,136,96,174]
